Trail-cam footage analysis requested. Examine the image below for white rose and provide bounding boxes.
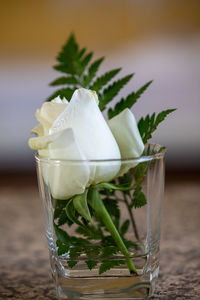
[32,96,68,136]
[29,88,144,199]
[108,108,144,176]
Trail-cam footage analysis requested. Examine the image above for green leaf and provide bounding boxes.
[67,260,78,268]
[78,47,86,59]
[57,34,77,63]
[99,260,125,275]
[145,144,151,156]
[120,220,130,236]
[54,207,63,220]
[134,162,148,184]
[54,223,71,244]
[53,200,73,226]
[75,225,102,240]
[83,57,104,87]
[54,199,69,209]
[138,109,176,144]
[73,190,92,223]
[123,238,138,249]
[119,169,132,184]
[46,87,76,101]
[101,235,115,246]
[69,246,83,259]
[58,210,73,227]
[55,33,80,75]
[97,182,133,191]
[79,52,93,76]
[158,146,166,153]
[100,246,118,258]
[89,68,121,92]
[65,199,82,225]
[85,245,101,258]
[99,74,134,111]
[108,81,152,119]
[70,236,91,246]
[131,186,147,209]
[103,198,120,224]
[50,76,79,86]
[53,34,93,78]
[56,240,70,256]
[86,260,98,270]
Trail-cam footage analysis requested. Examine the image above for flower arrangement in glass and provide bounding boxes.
[29,34,175,299]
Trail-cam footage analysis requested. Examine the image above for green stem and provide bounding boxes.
[123,193,140,241]
[88,188,137,274]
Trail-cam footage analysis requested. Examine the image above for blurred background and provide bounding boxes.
[0,0,200,173]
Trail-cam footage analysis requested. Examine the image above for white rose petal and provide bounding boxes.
[37,128,90,200]
[50,88,121,183]
[108,108,144,176]
[35,98,68,135]
[52,96,68,104]
[29,130,63,150]
[30,123,44,137]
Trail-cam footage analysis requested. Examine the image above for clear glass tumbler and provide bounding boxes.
[36,144,165,299]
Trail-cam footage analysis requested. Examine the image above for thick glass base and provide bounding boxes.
[51,255,159,299]
[47,232,159,299]
[56,276,153,299]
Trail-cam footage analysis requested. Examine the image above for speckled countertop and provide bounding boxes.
[0,173,199,300]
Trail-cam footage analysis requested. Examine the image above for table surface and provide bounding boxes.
[0,173,199,300]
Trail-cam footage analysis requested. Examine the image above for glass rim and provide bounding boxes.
[35,143,166,165]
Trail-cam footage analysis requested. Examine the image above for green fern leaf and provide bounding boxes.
[46,87,76,101]
[138,109,176,144]
[57,34,78,63]
[85,245,101,258]
[86,260,98,270]
[79,52,93,76]
[56,240,70,256]
[99,74,134,111]
[75,225,103,240]
[55,33,80,75]
[83,57,104,87]
[78,47,86,59]
[69,246,83,259]
[54,224,71,244]
[120,220,130,236]
[99,260,125,275]
[100,246,119,258]
[67,260,78,268]
[57,210,72,226]
[50,76,79,86]
[89,68,121,92]
[131,186,147,209]
[108,80,152,119]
